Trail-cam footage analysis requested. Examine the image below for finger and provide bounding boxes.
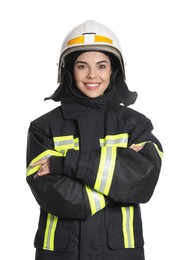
[34,168,50,178]
[129,144,144,152]
[36,161,50,175]
[39,164,50,174]
[129,144,136,150]
[33,160,50,178]
[136,146,143,152]
[31,158,49,167]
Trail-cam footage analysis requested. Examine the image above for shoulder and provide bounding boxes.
[109,103,149,121]
[30,106,63,129]
[110,104,153,132]
[119,106,148,121]
[122,106,154,135]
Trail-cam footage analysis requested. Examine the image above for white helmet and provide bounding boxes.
[57,20,126,82]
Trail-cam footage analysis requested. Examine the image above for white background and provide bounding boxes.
[0,0,178,259]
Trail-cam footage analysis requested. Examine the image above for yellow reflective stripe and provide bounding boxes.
[53,136,79,153]
[121,206,135,248]
[85,186,106,215]
[43,213,58,251]
[94,147,106,191]
[121,207,128,247]
[94,146,116,196]
[67,36,84,45]
[74,138,79,149]
[95,35,113,44]
[100,133,128,148]
[67,35,112,46]
[104,147,116,195]
[26,150,62,177]
[135,141,163,159]
[129,206,135,248]
[153,143,163,159]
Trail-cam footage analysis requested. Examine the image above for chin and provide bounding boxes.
[84,91,103,98]
[87,94,101,98]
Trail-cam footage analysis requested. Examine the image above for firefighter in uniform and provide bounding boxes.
[26,20,163,260]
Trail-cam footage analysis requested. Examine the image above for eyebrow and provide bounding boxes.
[75,60,109,65]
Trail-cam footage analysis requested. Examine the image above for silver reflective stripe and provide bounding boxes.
[53,136,79,152]
[106,137,128,145]
[100,134,128,148]
[43,213,58,251]
[125,207,132,247]
[74,140,79,148]
[121,206,135,248]
[91,189,102,212]
[46,215,54,250]
[85,186,106,215]
[54,139,74,147]
[98,147,113,192]
[94,146,116,196]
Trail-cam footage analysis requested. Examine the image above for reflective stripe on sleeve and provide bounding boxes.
[85,186,106,215]
[53,136,79,156]
[121,206,135,248]
[135,141,163,159]
[43,213,58,251]
[26,150,62,177]
[94,146,116,196]
[100,133,128,148]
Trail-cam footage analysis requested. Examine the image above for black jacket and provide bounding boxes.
[27,70,163,259]
[26,89,163,259]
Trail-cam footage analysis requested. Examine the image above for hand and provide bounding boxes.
[31,158,50,178]
[129,143,144,152]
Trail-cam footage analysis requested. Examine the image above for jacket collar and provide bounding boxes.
[61,92,112,120]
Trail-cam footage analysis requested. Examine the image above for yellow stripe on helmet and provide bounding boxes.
[67,34,112,46]
[95,35,113,44]
[67,36,84,46]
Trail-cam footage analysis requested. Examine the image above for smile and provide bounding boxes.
[84,83,100,90]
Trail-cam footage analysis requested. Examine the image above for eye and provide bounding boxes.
[76,64,87,70]
[98,64,106,69]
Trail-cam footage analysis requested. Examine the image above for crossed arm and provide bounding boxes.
[32,144,144,178]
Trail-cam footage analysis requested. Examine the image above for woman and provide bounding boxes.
[26,20,163,260]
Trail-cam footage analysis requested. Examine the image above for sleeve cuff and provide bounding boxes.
[50,156,64,175]
[64,150,80,178]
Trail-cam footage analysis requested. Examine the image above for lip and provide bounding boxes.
[84,83,101,90]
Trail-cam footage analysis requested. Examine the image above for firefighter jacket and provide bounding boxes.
[26,74,163,260]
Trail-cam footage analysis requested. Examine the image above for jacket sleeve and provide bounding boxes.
[26,122,110,219]
[63,116,163,204]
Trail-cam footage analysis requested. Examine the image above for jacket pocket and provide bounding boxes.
[34,228,71,252]
[107,227,144,249]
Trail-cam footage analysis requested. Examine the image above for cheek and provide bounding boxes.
[103,72,111,84]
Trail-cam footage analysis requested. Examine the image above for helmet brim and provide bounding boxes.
[57,45,125,83]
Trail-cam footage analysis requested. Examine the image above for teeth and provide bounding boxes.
[86,84,99,87]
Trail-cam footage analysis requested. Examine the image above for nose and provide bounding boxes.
[86,67,97,79]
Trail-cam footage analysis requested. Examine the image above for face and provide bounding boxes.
[73,51,112,98]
